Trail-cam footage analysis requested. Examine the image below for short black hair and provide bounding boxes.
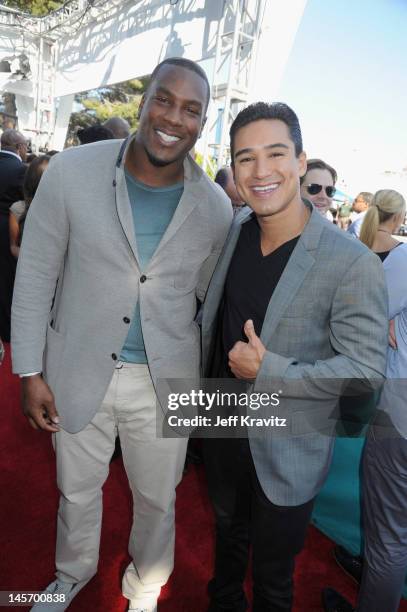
[77,125,115,144]
[230,102,303,163]
[214,167,229,190]
[149,57,210,110]
[301,158,337,185]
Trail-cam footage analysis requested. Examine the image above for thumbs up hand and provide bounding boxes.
[228,319,266,380]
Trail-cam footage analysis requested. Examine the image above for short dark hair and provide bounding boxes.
[230,102,303,163]
[77,125,114,144]
[300,158,337,185]
[149,57,210,109]
[1,128,26,152]
[214,167,230,190]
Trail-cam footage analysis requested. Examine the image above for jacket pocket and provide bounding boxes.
[174,243,212,291]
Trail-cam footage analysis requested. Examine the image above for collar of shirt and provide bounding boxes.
[1,149,22,161]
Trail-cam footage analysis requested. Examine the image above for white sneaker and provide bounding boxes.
[30,579,88,611]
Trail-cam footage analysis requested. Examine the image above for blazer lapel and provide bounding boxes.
[114,151,203,266]
[260,241,315,346]
[151,155,201,260]
[115,137,140,265]
[260,205,323,347]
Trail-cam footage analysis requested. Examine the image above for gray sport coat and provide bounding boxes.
[11,136,232,433]
[202,204,388,506]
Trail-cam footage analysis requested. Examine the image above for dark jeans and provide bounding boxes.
[204,438,314,612]
[358,430,407,612]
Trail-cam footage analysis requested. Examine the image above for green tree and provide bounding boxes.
[3,0,63,16]
[65,78,147,147]
[194,152,217,181]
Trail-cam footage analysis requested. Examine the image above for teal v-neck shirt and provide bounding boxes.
[120,172,184,363]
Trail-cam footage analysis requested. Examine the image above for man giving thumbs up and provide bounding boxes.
[201,102,387,612]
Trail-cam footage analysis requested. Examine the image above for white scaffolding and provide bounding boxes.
[0,1,130,148]
[203,0,266,170]
[0,0,306,154]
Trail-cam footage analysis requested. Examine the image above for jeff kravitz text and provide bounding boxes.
[166,390,287,429]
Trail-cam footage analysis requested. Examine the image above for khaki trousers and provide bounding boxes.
[53,363,188,607]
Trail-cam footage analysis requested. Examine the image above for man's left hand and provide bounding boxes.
[228,319,266,380]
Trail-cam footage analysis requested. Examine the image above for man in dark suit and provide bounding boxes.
[0,128,27,341]
[0,128,28,203]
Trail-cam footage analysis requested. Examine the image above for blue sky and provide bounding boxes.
[276,0,407,194]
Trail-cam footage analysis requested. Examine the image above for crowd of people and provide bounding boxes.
[1,56,407,612]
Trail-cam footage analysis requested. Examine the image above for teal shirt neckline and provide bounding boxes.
[124,169,184,193]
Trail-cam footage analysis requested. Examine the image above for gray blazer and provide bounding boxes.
[202,205,388,506]
[11,136,232,433]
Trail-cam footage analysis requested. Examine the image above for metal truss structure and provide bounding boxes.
[203,0,266,169]
[0,1,134,41]
[0,0,266,156]
[0,0,142,146]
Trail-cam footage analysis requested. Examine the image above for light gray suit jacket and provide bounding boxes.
[11,136,232,433]
[202,204,388,505]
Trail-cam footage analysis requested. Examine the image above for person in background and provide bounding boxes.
[0,128,27,341]
[347,192,373,238]
[9,155,51,258]
[215,165,245,214]
[359,189,405,261]
[77,124,114,144]
[323,194,407,612]
[103,117,131,139]
[300,158,337,222]
[337,199,352,230]
[322,189,406,612]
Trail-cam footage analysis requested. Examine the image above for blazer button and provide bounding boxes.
[140,274,147,283]
[123,317,130,324]
[111,353,117,360]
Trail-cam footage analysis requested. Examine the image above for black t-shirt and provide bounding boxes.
[222,217,299,365]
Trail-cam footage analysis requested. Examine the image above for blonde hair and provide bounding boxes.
[359,189,406,249]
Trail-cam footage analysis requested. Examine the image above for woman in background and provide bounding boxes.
[359,189,405,261]
[9,155,50,258]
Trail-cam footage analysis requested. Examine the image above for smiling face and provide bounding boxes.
[300,167,335,216]
[232,119,306,219]
[135,64,207,169]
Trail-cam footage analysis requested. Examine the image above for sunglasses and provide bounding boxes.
[305,184,336,198]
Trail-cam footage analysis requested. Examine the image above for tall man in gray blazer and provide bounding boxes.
[201,102,388,611]
[11,57,232,612]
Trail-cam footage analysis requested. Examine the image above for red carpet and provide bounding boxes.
[1,343,405,611]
